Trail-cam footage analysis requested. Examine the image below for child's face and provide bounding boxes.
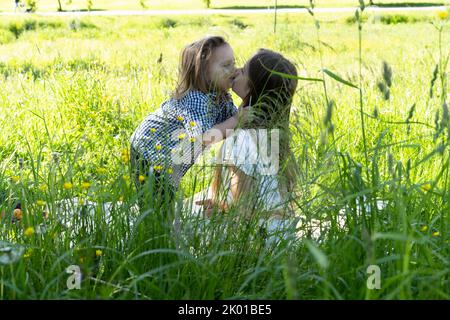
[207,44,236,92]
[231,66,250,99]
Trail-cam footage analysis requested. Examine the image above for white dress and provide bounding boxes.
[182,129,298,246]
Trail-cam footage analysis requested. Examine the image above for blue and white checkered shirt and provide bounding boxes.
[130,90,237,188]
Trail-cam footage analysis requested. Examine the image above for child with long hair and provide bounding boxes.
[130,36,249,209]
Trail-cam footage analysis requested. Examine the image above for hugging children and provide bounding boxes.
[130,36,249,208]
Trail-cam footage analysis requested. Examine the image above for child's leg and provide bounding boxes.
[130,146,175,211]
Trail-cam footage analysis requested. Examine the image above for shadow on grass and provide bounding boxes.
[369,2,444,7]
[214,5,307,10]
[58,8,107,12]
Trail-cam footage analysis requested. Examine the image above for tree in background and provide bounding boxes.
[56,0,73,12]
[139,0,148,9]
[203,0,211,8]
[26,0,37,12]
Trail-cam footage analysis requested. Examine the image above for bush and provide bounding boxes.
[25,0,37,12]
[159,18,177,29]
[380,14,416,24]
[230,18,248,29]
[8,22,24,39]
[0,30,14,45]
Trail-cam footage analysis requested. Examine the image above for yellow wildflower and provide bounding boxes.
[167,168,173,174]
[79,198,85,206]
[121,149,130,163]
[138,175,146,182]
[36,200,46,207]
[63,182,73,190]
[150,128,156,133]
[39,185,48,192]
[123,175,131,183]
[81,182,91,189]
[153,165,163,172]
[437,11,448,20]
[24,227,34,237]
[189,137,196,143]
[119,196,124,201]
[177,115,184,122]
[420,225,428,232]
[178,133,186,140]
[155,144,162,151]
[189,121,197,127]
[95,249,103,257]
[11,176,20,183]
[432,231,440,237]
[421,183,431,192]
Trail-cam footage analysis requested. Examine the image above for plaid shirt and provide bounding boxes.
[130,90,237,188]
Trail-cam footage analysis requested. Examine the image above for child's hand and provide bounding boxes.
[195,199,227,218]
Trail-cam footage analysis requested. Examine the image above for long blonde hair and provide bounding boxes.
[172,36,228,100]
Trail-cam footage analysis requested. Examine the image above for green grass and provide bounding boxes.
[0,0,448,12]
[0,10,449,299]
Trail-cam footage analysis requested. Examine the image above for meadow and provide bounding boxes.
[0,4,449,299]
[0,0,448,12]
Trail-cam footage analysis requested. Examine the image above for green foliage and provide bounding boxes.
[0,14,448,300]
[203,0,211,8]
[159,18,177,29]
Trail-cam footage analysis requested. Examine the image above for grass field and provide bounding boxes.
[0,5,449,299]
[0,0,448,12]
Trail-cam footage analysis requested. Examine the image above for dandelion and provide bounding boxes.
[189,137,196,143]
[189,121,197,127]
[155,144,162,151]
[24,227,34,237]
[178,133,186,140]
[36,200,46,207]
[167,168,173,174]
[63,182,73,190]
[420,225,428,232]
[138,175,146,182]
[150,128,156,133]
[437,11,448,20]
[95,249,103,257]
[39,185,48,192]
[153,165,163,172]
[11,176,20,183]
[121,149,130,163]
[81,182,91,189]
[421,183,432,192]
[177,115,184,122]
[432,231,440,237]
[13,208,22,220]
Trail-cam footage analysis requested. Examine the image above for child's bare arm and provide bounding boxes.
[201,103,251,146]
